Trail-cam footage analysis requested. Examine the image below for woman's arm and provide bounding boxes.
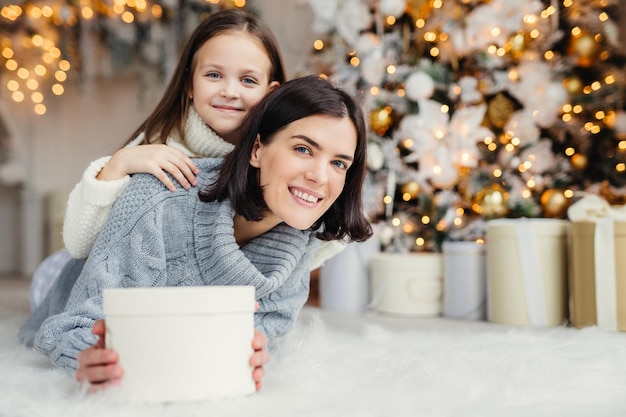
[38,174,172,370]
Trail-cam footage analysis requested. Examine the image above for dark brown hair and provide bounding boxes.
[199,75,372,243]
[123,9,286,147]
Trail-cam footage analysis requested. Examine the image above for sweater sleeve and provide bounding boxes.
[62,156,131,258]
[35,176,170,371]
[254,235,319,342]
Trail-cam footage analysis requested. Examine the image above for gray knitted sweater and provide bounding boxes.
[34,158,318,371]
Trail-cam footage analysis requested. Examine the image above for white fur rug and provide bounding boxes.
[2,308,626,417]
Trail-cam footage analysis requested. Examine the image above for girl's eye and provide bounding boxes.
[242,76,259,85]
[206,72,220,79]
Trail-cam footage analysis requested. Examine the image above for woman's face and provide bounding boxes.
[249,114,357,231]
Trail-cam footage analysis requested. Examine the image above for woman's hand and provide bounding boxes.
[75,320,123,392]
[77,313,270,392]
[251,329,270,391]
[97,144,199,191]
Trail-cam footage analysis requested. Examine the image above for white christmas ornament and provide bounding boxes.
[308,0,339,34]
[335,0,372,46]
[379,0,407,18]
[355,33,382,56]
[504,110,540,146]
[361,49,386,86]
[429,145,459,189]
[367,141,385,171]
[405,71,435,101]
[520,139,556,174]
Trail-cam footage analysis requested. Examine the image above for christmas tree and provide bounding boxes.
[304,0,626,253]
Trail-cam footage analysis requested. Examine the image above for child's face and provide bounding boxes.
[190,32,279,144]
[249,114,357,231]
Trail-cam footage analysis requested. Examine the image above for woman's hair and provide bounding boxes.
[200,75,373,243]
[123,9,286,147]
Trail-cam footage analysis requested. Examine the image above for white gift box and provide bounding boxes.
[442,241,487,321]
[369,253,443,317]
[102,286,256,403]
[319,238,380,313]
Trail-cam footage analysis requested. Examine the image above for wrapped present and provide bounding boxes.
[369,253,443,317]
[568,194,626,331]
[103,286,256,402]
[486,219,569,327]
[442,241,487,321]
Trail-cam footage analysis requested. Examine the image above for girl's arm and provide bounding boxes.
[63,144,198,258]
[308,239,347,270]
[62,156,131,258]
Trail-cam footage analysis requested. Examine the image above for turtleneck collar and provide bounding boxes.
[167,105,235,158]
[189,159,314,299]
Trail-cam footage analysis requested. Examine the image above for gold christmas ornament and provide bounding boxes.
[369,106,394,136]
[508,33,526,59]
[568,30,600,67]
[471,184,510,218]
[571,153,588,170]
[563,76,584,95]
[407,0,433,21]
[401,181,420,199]
[540,189,571,218]
[487,93,517,129]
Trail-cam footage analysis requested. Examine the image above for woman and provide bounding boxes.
[31,75,372,391]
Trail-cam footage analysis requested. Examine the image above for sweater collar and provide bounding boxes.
[191,165,312,298]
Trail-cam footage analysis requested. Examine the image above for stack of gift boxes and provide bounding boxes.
[479,193,625,331]
[363,193,626,332]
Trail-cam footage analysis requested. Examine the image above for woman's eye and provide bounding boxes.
[295,146,311,155]
[332,160,348,170]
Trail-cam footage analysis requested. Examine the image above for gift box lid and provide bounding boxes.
[370,252,442,275]
[570,221,626,237]
[103,286,255,317]
[486,218,569,237]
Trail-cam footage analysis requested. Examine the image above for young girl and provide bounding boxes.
[31,75,372,391]
[66,8,284,255]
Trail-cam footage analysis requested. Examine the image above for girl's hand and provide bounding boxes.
[75,320,123,392]
[97,144,199,191]
[250,329,270,391]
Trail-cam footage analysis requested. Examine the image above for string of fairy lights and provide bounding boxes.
[0,0,246,116]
